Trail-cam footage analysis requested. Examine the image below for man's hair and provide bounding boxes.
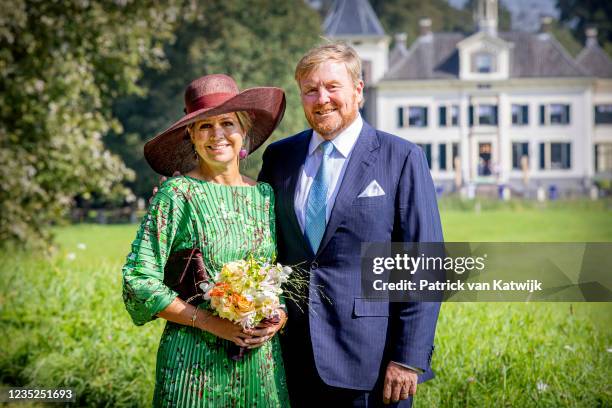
[294,41,363,88]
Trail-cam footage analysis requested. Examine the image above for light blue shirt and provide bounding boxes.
[294,115,363,233]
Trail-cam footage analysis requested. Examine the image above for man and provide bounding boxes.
[259,42,443,407]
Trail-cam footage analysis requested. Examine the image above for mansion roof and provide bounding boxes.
[323,0,385,37]
[384,32,596,81]
[576,43,612,78]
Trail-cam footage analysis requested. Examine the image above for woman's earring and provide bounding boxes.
[239,148,248,160]
[193,144,199,161]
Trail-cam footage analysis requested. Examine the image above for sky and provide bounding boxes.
[448,0,560,32]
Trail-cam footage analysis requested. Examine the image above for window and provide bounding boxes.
[439,106,447,127]
[540,104,571,125]
[474,53,494,73]
[511,104,529,125]
[539,142,571,170]
[409,107,428,127]
[595,105,612,124]
[550,104,570,124]
[451,105,459,126]
[439,144,447,170]
[398,106,428,128]
[437,142,461,171]
[477,105,498,126]
[512,142,529,170]
[439,105,459,127]
[417,144,432,169]
[452,143,460,170]
[595,144,612,172]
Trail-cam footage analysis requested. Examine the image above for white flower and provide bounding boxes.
[66,252,76,261]
[199,282,213,294]
[606,348,612,353]
[77,243,87,250]
[536,381,548,392]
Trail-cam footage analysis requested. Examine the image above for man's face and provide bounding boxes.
[299,61,364,140]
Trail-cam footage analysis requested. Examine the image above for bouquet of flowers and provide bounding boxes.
[201,256,293,360]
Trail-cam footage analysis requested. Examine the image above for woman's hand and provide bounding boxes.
[199,315,252,347]
[242,308,288,349]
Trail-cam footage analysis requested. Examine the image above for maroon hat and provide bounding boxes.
[144,74,286,176]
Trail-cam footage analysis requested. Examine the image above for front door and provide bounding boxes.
[478,142,492,176]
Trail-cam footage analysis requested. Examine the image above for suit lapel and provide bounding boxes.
[316,122,380,256]
[282,131,312,254]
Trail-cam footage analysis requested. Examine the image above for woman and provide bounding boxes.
[122,74,289,407]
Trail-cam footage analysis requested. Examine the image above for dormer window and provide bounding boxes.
[474,52,494,73]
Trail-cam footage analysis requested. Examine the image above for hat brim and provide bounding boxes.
[144,87,286,176]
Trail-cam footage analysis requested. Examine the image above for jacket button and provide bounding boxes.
[311,261,318,270]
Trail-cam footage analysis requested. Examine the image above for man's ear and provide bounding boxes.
[355,79,365,104]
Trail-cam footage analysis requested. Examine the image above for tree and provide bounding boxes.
[557,0,612,55]
[108,0,322,197]
[0,0,181,248]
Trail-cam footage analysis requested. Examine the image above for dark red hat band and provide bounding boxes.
[185,92,235,113]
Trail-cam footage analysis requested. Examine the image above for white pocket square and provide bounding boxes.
[358,180,385,198]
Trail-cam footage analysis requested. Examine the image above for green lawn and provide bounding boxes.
[0,206,611,407]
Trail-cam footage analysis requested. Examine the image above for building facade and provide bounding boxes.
[323,0,612,196]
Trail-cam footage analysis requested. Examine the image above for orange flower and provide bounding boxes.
[230,293,254,313]
[209,282,230,297]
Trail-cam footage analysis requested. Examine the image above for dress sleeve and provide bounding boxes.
[121,185,186,326]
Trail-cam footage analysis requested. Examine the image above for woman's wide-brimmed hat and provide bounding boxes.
[144,74,286,176]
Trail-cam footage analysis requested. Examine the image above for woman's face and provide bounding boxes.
[190,112,244,167]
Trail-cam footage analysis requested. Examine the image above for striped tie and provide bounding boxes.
[304,141,334,253]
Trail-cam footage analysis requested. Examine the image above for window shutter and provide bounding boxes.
[539,105,545,125]
[439,106,447,127]
[564,143,571,169]
[469,105,474,126]
[398,107,404,128]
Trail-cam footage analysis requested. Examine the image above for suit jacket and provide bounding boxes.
[258,121,443,390]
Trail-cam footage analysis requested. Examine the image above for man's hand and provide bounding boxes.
[382,361,418,404]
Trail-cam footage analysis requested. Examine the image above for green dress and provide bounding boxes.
[121,176,290,407]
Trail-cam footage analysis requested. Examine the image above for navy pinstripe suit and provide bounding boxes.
[259,121,443,406]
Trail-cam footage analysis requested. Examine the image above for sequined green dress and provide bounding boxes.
[121,176,289,407]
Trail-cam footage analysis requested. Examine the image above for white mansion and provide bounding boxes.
[322,0,612,196]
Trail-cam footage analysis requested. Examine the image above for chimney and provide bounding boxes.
[540,15,553,33]
[585,26,598,47]
[419,18,432,36]
[475,0,498,36]
[394,32,407,50]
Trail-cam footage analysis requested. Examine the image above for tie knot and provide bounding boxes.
[320,141,334,157]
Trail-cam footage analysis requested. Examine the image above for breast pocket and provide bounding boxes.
[353,195,386,207]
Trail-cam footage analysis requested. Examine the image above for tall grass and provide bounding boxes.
[0,208,611,407]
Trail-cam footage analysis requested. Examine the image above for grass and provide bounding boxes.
[0,205,611,407]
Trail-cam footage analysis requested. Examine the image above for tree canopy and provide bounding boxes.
[0,0,181,247]
[557,0,612,55]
